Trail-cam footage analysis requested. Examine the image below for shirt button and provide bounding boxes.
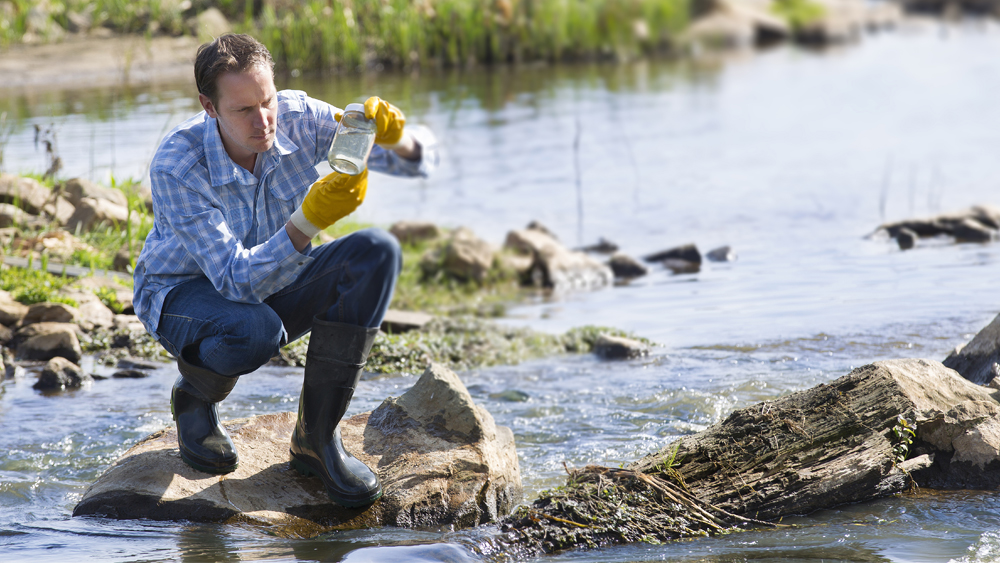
[298,261,304,265]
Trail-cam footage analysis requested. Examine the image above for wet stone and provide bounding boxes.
[643,243,701,264]
[73,363,522,535]
[896,228,917,250]
[706,245,737,262]
[608,253,648,279]
[112,369,149,379]
[593,334,650,360]
[34,356,92,390]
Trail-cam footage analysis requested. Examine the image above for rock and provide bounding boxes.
[380,309,434,334]
[663,259,701,274]
[78,300,115,331]
[593,334,650,359]
[389,221,442,245]
[874,205,1000,244]
[72,276,134,313]
[439,227,496,283]
[685,11,756,49]
[59,178,128,208]
[636,359,1000,514]
[116,358,159,371]
[65,9,93,33]
[0,290,29,326]
[579,237,619,254]
[504,229,613,291]
[608,253,648,279]
[943,313,1000,386]
[525,220,558,239]
[16,323,82,363]
[42,195,77,226]
[13,321,81,342]
[0,226,19,247]
[496,251,534,277]
[504,359,1000,554]
[64,197,132,233]
[953,218,995,243]
[0,203,36,229]
[193,7,231,41]
[0,323,12,344]
[684,0,790,50]
[112,369,150,379]
[73,363,521,535]
[34,356,92,390]
[0,174,51,215]
[895,227,917,250]
[14,230,97,261]
[22,302,80,326]
[113,314,145,333]
[706,246,737,262]
[646,244,701,274]
[644,243,702,264]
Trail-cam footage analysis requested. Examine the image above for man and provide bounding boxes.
[133,33,436,508]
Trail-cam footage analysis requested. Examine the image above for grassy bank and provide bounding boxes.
[2,0,690,72]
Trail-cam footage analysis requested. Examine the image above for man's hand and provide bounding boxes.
[364,96,406,147]
[336,96,419,159]
[289,170,368,242]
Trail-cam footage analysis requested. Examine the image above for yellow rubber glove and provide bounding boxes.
[364,96,406,147]
[333,96,406,147]
[289,170,368,238]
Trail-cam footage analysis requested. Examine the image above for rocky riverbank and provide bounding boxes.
[0,171,662,388]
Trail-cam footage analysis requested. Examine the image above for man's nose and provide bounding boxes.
[254,107,268,129]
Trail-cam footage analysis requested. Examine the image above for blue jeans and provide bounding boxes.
[155,228,401,377]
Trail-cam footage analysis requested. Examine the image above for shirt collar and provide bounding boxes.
[203,115,300,187]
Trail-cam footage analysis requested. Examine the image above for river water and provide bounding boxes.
[4,19,1000,563]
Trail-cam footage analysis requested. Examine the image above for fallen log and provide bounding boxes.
[502,358,1000,553]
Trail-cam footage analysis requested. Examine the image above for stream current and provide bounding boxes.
[3,20,1000,563]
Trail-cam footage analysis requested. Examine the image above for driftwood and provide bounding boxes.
[502,358,1000,553]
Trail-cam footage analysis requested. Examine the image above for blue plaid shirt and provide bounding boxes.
[133,89,436,337]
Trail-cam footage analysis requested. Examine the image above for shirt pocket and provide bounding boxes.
[268,161,320,203]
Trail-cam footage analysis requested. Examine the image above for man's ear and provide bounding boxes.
[199,93,218,119]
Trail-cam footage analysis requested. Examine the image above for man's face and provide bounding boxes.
[199,65,277,166]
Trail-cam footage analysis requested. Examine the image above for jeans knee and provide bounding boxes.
[358,227,402,278]
[203,311,284,376]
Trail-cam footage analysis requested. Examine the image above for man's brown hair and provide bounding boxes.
[194,33,274,105]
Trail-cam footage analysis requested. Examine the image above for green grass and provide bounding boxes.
[2,1,691,71]
[0,263,76,305]
[771,0,827,30]
[250,0,689,72]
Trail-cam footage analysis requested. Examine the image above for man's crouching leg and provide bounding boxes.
[277,228,401,507]
[159,279,288,475]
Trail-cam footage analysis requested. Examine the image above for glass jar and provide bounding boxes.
[327,103,376,176]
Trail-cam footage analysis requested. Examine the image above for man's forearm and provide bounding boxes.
[285,221,312,252]
[390,132,421,161]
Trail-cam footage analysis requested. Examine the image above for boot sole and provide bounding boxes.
[290,456,383,508]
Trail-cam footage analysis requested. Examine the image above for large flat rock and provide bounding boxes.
[73,364,522,537]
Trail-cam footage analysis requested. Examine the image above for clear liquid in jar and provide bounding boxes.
[328,109,375,176]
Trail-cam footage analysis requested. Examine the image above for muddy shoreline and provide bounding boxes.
[0,34,197,94]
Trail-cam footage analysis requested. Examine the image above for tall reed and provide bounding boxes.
[249,0,690,72]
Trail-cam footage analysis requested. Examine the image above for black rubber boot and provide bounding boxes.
[171,349,239,474]
[289,317,381,508]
